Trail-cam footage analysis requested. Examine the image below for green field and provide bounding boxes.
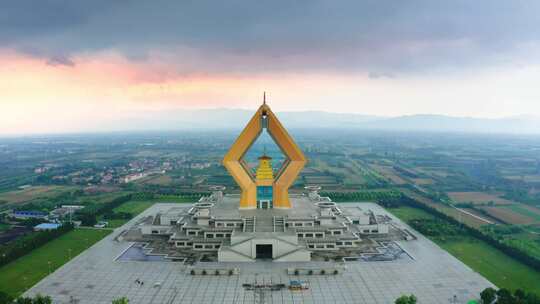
[389,206,435,222]
[149,195,199,203]
[114,200,155,215]
[103,197,198,228]
[440,239,540,294]
[98,200,156,228]
[389,206,540,294]
[0,228,111,297]
[0,223,10,232]
[0,186,78,205]
[79,191,133,205]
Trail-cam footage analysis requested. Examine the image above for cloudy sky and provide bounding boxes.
[1,1,540,134]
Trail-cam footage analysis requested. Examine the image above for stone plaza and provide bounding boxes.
[25,202,494,304]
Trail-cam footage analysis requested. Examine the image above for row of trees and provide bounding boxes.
[408,219,466,241]
[480,287,540,304]
[395,288,540,304]
[76,194,133,226]
[0,223,73,267]
[130,191,207,201]
[320,190,403,204]
[0,293,52,304]
[76,191,205,226]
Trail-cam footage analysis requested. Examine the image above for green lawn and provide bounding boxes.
[388,206,435,222]
[103,198,197,228]
[0,228,111,297]
[150,195,200,203]
[0,222,10,232]
[114,200,155,215]
[98,200,156,228]
[440,239,540,294]
[100,218,128,228]
[389,206,540,294]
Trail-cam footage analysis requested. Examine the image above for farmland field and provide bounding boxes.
[310,159,357,184]
[303,175,339,185]
[389,206,540,294]
[0,228,111,297]
[412,178,434,185]
[0,186,77,205]
[137,174,174,186]
[415,167,450,178]
[479,206,537,224]
[502,205,540,223]
[371,165,407,185]
[401,189,488,228]
[505,175,540,183]
[448,192,514,205]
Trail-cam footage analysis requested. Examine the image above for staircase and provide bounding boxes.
[273,216,286,232]
[243,217,256,232]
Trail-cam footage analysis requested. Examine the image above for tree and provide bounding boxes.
[112,297,129,304]
[480,287,496,304]
[13,298,33,304]
[79,213,97,226]
[0,292,13,304]
[496,288,514,304]
[12,294,52,304]
[513,289,526,301]
[31,294,52,304]
[395,294,417,304]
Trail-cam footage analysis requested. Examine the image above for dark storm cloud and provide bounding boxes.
[1,0,540,73]
[46,54,75,67]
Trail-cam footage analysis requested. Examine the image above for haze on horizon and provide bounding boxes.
[1,1,540,135]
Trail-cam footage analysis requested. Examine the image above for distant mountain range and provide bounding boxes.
[115,109,540,135]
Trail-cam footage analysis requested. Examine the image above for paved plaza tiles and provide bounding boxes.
[25,203,494,304]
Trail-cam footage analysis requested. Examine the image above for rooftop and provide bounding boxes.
[34,223,61,230]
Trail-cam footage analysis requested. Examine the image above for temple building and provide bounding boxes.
[125,99,400,263]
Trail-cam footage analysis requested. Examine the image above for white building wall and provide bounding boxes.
[377,224,389,233]
[226,237,305,261]
[160,215,179,226]
[141,225,169,235]
[218,249,254,262]
[275,249,311,262]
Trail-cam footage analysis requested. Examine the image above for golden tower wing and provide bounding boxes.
[222,102,307,209]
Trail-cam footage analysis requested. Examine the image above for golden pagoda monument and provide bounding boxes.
[254,152,274,208]
[223,93,307,209]
[255,153,274,181]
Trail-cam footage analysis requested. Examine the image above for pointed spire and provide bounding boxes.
[258,145,272,160]
[263,91,266,105]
